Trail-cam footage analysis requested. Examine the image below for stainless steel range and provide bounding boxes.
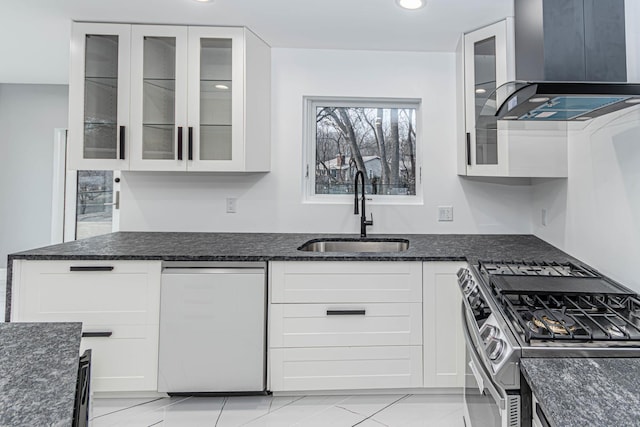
[458,260,640,427]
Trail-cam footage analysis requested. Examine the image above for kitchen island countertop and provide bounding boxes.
[0,322,82,427]
[521,357,640,427]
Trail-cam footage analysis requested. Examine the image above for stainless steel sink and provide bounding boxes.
[297,238,410,253]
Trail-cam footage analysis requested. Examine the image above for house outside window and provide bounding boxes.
[304,97,422,204]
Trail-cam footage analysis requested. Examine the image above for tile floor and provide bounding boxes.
[91,393,464,427]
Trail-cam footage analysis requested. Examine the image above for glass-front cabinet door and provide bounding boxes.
[187,27,244,171]
[68,23,131,170]
[130,26,188,171]
[463,19,513,176]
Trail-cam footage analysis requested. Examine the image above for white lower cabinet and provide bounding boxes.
[11,259,161,393]
[269,261,423,392]
[423,262,466,388]
[270,346,423,391]
[269,261,466,392]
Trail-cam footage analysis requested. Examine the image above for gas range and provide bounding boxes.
[458,260,640,388]
[477,260,640,352]
[458,260,640,427]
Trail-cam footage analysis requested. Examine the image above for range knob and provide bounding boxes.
[456,268,469,279]
[486,338,505,362]
[480,325,499,344]
[462,279,476,296]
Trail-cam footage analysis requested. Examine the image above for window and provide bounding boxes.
[304,97,421,203]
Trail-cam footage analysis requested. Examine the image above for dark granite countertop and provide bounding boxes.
[521,358,640,427]
[0,322,82,427]
[5,232,582,321]
[7,231,577,263]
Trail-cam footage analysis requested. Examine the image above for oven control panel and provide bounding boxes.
[457,267,491,324]
[458,267,519,384]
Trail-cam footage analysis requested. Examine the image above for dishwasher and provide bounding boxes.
[157,262,266,394]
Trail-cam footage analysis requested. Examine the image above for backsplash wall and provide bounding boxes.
[119,48,534,235]
[532,109,640,293]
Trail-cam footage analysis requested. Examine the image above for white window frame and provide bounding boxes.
[303,96,423,205]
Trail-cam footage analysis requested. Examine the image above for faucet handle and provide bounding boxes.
[365,213,374,226]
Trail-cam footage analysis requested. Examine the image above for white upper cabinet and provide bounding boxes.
[461,19,515,177]
[68,23,132,171]
[69,23,271,172]
[129,25,189,171]
[459,19,568,178]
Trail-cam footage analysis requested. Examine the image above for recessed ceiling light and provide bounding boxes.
[396,0,425,10]
[194,0,213,3]
[475,88,486,94]
[215,84,229,90]
[529,97,550,103]
[503,116,518,120]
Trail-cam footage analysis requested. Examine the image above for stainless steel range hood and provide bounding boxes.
[488,81,640,122]
[485,0,640,123]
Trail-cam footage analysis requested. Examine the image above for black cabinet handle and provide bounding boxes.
[326,309,366,316]
[82,331,112,338]
[188,127,193,160]
[70,266,114,272]
[177,126,183,160]
[119,126,126,160]
[466,132,471,166]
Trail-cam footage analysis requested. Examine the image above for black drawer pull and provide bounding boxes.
[70,266,114,272]
[326,309,366,316]
[82,331,112,338]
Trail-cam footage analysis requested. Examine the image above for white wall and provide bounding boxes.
[0,84,69,268]
[120,48,533,234]
[532,109,640,292]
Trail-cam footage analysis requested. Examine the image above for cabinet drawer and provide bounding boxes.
[270,261,422,303]
[270,346,423,391]
[13,260,161,325]
[270,303,422,348]
[80,323,159,392]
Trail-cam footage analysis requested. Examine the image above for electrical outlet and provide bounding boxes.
[438,206,453,222]
[541,208,547,226]
[226,197,237,213]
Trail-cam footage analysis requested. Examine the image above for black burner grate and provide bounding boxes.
[502,292,640,342]
[478,260,599,278]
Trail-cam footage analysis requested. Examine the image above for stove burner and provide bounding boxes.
[606,317,627,338]
[531,309,577,335]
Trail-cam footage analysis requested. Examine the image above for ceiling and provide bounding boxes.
[0,0,513,84]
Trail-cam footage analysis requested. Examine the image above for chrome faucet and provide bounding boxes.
[354,170,373,238]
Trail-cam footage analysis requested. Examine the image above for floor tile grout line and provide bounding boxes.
[91,397,168,420]
[239,395,306,426]
[336,405,365,417]
[214,396,228,427]
[351,394,410,427]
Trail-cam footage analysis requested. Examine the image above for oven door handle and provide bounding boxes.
[461,303,507,411]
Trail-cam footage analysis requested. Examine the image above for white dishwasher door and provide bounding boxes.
[158,264,266,393]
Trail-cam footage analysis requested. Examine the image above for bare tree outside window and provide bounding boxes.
[314,105,417,196]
